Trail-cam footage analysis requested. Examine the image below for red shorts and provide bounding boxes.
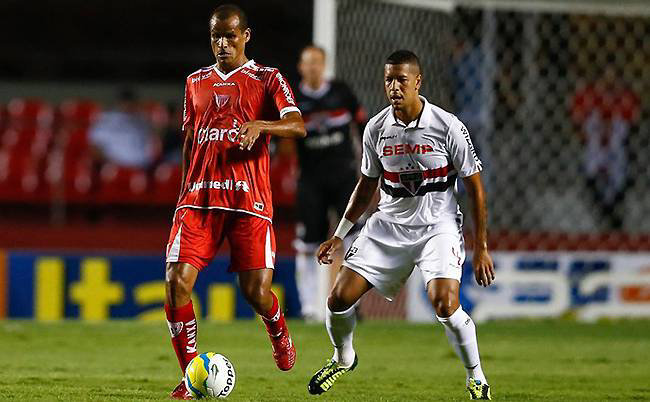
[166,208,276,272]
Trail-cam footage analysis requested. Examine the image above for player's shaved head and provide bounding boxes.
[210,4,248,31]
[209,4,251,72]
[386,50,421,75]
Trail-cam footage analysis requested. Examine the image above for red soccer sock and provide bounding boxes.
[165,301,198,374]
[261,292,286,337]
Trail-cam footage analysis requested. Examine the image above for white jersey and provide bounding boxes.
[361,96,482,229]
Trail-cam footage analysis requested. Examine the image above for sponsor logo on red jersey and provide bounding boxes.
[196,120,241,145]
[188,179,250,193]
[275,72,296,105]
[214,94,230,110]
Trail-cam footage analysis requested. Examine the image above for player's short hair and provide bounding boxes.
[210,4,248,31]
[386,50,421,73]
[301,45,326,59]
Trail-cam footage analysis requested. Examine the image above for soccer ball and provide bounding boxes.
[184,352,236,398]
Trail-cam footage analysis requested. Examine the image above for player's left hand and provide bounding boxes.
[472,248,495,287]
[238,121,262,150]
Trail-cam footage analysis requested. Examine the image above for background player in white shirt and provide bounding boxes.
[307,50,495,400]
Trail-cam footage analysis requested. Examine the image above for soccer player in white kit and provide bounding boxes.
[307,50,495,400]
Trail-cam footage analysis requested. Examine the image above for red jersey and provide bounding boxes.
[178,60,300,222]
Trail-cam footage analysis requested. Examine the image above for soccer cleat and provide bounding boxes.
[466,378,491,400]
[170,379,192,400]
[269,327,296,371]
[308,355,358,395]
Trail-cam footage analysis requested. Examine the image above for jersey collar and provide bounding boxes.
[213,59,255,81]
[389,96,431,129]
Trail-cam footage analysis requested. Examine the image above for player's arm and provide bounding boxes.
[179,127,193,194]
[447,118,494,287]
[462,172,495,287]
[317,119,380,265]
[316,174,379,264]
[179,78,195,194]
[238,112,305,150]
[341,174,379,225]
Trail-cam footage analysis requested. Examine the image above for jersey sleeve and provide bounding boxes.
[267,70,301,118]
[182,78,194,131]
[361,124,382,178]
[446,118,482,178]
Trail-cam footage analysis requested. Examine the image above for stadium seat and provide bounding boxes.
[151,162,182,205]
[45,127,95,204]
[96,164,150,205]
[57,99,101,129]
[1,127,47,151]
[6,98,54,129]
[270,152,298,208]
[0,127,53,202]
[0,104,6,134]
[139,100,169,129]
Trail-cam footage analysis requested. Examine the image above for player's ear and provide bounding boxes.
[244,28,251,43]
[415,74,422,91]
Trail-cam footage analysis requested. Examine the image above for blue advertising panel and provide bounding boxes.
[8,252,300,321]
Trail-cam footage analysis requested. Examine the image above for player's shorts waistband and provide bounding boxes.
[174,205,273,223]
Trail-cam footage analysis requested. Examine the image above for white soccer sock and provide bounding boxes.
[296,252,320,318]
[436,307,487,383]
[326,305,357,367]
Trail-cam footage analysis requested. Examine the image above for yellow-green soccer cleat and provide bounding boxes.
[308,355,358,395]
[467,378,491,400]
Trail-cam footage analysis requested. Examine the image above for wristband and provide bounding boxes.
[333,218,354,239]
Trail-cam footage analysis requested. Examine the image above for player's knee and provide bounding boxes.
[240,283,268,307]
[327,288,354,312]
[432,296,459,318]
[430,290,459,318]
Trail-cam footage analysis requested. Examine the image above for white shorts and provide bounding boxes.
[343,215,465,300]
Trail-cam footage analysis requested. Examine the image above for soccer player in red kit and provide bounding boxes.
[164,4,306,399]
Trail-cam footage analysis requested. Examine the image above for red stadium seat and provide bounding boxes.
[140,100,169,129]
[151,162,182,205]
[0,104,6,134]
[6,98,54,129]
[270,152,298,208]
[97,164,150,204]
[45,128,95,204]
[58,99,101,129]
[0,127,53,202]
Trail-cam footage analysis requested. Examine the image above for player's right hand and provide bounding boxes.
[316,237,343,265]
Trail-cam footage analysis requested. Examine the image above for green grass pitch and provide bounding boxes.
[1,319,649,401]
